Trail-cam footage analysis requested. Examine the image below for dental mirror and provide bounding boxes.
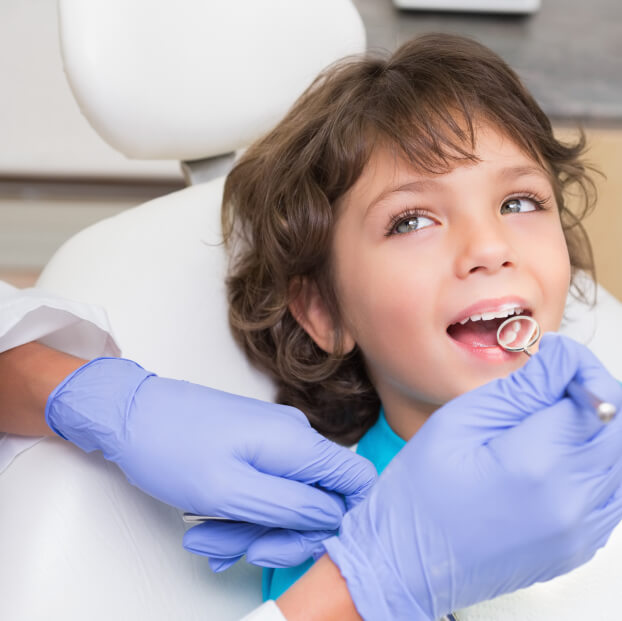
[496,315,616,424]
[496,315,540,355]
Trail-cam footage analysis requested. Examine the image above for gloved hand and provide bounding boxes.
[45,357,376,570]
[320,334,622,620]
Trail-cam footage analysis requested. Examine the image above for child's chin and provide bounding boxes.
[457,358,528,393]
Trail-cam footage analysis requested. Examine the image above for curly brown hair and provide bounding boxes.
[222,33,597,445]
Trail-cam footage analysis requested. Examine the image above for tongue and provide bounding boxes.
[447,318,505,348]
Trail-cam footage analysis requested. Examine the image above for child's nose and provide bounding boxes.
[453,217,517,278]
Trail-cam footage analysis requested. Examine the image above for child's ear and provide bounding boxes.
[289,277,355,355]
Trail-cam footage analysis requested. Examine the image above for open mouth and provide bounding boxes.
[447,305,532,349]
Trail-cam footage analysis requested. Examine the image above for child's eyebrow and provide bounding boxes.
[365,179,440,216]
[364,164,550,217]
[498,165,549,182]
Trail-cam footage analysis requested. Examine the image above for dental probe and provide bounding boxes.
[182,513,236,524]
[566,382,617,423]
[496,315,617,424]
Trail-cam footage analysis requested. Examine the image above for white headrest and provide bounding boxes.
[58,0,366,161]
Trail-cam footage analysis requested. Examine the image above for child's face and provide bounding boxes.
[330,125,571,439]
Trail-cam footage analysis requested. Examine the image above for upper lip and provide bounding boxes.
[447,296,531,327]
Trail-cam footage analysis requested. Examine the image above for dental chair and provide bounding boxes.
[2,1,622,619]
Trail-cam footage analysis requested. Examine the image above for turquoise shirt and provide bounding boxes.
[263,408,406,600]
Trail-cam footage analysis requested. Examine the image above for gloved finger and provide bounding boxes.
[594,480,622,530]
[246,528,335,568]
[209,556,243,573]
[184,520,333,569]
[571,352,622,419]
[567,455,622,524]
[486,397,605,479]
[253,428,377,511]
[566,481,622,572]
[496,351,622,473]
[532,484,622,586]
[430,334,599,445]
[487,396,622,522]
[575,402,622,473]
[531,333,620,410]
[183,520,270,560]
[202,465,347,530]
[496,333,592,413]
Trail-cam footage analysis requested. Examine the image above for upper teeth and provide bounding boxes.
[459,305,524,325]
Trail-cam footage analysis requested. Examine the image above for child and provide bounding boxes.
[221,33,597,603]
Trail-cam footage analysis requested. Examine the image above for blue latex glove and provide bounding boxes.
[45,357,377,569]
[320,334,622,620]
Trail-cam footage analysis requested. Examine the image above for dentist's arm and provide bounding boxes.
[0,342,377,565]
[0,344,361,621]
[0,342,84,436]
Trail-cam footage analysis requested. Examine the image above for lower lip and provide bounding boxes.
[448,336,519,362]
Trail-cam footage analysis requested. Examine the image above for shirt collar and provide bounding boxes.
[356,406,406,475]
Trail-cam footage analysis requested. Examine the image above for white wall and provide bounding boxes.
[0,0,184,282]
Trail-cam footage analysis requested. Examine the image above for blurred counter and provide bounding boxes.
[353,0,622,124]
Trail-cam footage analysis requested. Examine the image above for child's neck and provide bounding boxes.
[380,390,440,441]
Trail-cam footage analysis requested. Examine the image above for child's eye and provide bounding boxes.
[386,210,436,236]
[500,195,546,215]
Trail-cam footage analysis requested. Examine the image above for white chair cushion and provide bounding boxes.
[37,177,276,401]
[0,436,263,620]
[58,0,366,160]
